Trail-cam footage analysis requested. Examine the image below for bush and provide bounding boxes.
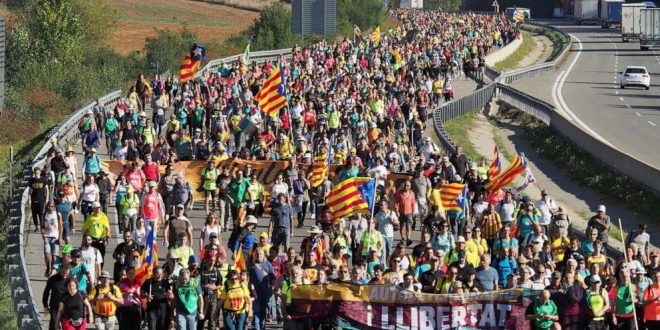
[145,28,199,75]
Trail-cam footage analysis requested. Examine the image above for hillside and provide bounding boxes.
[109,0,260,54]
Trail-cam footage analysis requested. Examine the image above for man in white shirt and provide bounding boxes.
[80,233,103,287]
[368,157,389,187]
[498,192,517,225]
[535,190,558,235]
[375,200,398,265]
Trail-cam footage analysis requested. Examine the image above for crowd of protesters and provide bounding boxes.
[31,7,659,330]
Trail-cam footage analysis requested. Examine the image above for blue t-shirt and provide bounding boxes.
[55,201,72,225]
[249,261,276,299]
[493,257,517,287]
[271,204,293,229]
[476,266,499,291]
[70,262,91,292]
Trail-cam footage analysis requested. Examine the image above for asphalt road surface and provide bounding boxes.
[550,22,660,168]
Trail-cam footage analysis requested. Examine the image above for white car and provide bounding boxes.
[620,66,651,90]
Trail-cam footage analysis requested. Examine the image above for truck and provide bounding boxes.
[575,0,599,25]
[600,0,624,28]
[640,8,660,50]
[622,3,646,42]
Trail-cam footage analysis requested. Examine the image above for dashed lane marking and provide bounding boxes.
[649,121,657,127]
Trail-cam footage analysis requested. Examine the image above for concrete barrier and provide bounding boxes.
[485,36,523,67]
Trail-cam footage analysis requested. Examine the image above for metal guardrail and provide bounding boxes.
[8,90,122,329]
[432,21,573,154]
[196,48,293,78]
[498,22,573,85]
[496,84,553,125]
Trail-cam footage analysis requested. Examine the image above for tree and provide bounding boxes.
[250,3,298,51]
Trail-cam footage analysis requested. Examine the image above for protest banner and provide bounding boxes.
[289,284,536,330]
[103,159,413,201]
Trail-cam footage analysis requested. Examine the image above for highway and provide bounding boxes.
[551,23,660,168]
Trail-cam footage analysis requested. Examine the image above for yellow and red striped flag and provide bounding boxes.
[326,177,375,221]
[179,54,201,83]
[234,243,247,273]
[179,43,206,83]
[255,64,287,118]
[310,151,331,187]
[133,225,158,286]
[371,26,381,44]
[439,183,467,211]
[486,148,526,192]
[487,145,502,179]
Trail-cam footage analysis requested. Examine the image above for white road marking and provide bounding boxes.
[554,34,615,148]
[635,111,641,116]
[649,121,657,127]
[615,91,619,94]
[619,97,624,101]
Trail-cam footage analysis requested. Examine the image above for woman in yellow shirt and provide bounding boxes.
[218,269,252,330]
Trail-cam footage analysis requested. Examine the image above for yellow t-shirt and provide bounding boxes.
[82,213,111,239]
[89,285,122,317]
[219,282,250,313]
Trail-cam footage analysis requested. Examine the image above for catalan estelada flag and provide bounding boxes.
[486,148,527,192]
[439,183,467,211]
[513,10,525,22]
[179,43,206,83]
[488,145,502,179]
[326,177,375,221]
[234,243,247,272]
[371,26,381,44]
[354,25,362,38]
[133,225,158,286]
[255,64,287,118]
[310,151,331,188]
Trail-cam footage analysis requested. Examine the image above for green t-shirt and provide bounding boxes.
[176,278,202,315]
[615,284,635,315]
[531,299,557,329]
[228,178,250,205]
[105,118,119,134]
[193,107,205,126]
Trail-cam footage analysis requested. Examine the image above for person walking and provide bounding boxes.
[174,269,205,330]
[54,278,94,330]
[43,263,71,330]
[88,271,123,330]
[141,266,172,330]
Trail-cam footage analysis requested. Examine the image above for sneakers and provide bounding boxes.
[310,213,315,220]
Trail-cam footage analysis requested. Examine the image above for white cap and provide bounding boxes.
[456,236,466,243]
[246,215,258,225]
[442,156,450,161]
[92,201,101,208]
[470,164,478,170]
[392,143,398,149]
[597,205,606,212]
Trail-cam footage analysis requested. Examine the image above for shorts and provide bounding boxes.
[400,214,413,224]
[205,189,216,201]
[44,236,59,256]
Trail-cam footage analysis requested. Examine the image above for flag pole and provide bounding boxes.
[617,217,639,330]
[366,178,377,258]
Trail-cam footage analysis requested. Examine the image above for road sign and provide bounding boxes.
[492,0,499,7]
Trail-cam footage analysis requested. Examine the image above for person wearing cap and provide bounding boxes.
[79,109,96,134]
[587,205,611,248]
[646,251,660,276]
[141,179,166,230]
[584,274,610,329]
[69,248,93,296]
[82,201,111,260]
[165,203,194,250]
[299,225,326,266]
[28,166,49,232]
[535,190,558,235]
[88,271,123,329]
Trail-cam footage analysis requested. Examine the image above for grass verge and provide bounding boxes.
[442,112,481,160]
[493,31,535,72]
[506,111,660,221]
[0,280,14,329]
